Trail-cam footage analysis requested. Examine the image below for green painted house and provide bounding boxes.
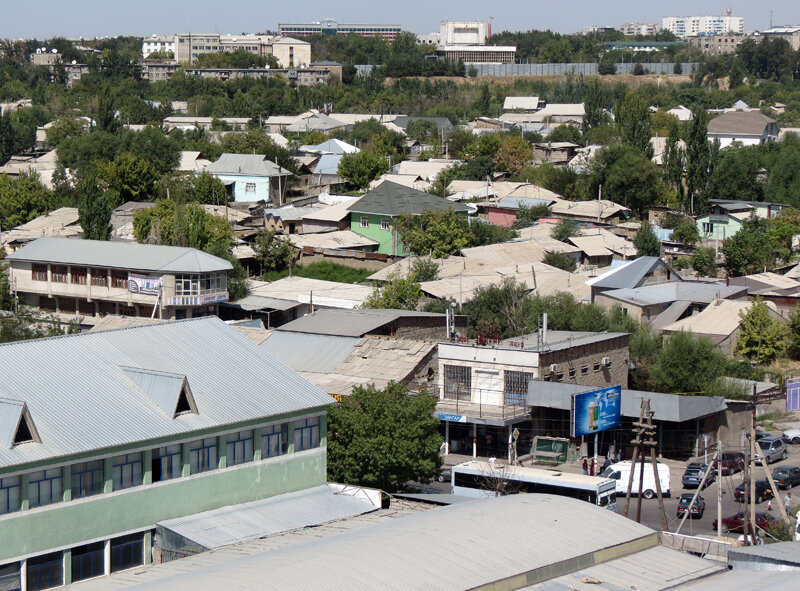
[347,181,470,256]
[696,199,788,241]
[0,317,331,590]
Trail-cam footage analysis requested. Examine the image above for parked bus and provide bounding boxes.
[451,460,618,511]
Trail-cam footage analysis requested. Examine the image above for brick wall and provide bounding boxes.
[538,335,630,388]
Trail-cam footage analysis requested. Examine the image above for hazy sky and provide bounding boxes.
[2,1,798,40]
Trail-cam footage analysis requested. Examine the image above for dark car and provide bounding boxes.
[734,480,774,503]
[712,452,746,476]
[772,465,800,490]
[682,463,715,489]
[676,494,705,519]
[712,511,779,533]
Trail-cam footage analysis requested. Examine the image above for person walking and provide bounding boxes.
[786,492,793,515]
[582,458,588,475]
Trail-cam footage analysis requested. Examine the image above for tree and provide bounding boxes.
[45,116,87,149]
[593,144,670,218]
[0,172,55,230]
[582,78,608,132]
[409,258,439,282]
[394,210,472,258]
[598,53,617,75]
[650,331,726,394]
[787,305,800,359]
[617,91,653,158]
[722,216,772,276]
[254,230,293,275]
[77,169,113,241]
[0,112,16,165]
[686,107,711,214]
[337,150,389,190]
[193,171,227,205]
[494,135,533,175]
[547,125,582,144]
[469,220,518,246]
[133,200,233,253]
[633,223,661,257]
[551,218,579,242]
[514,204,552,227]
[543,251,576,272]
[362,273,421,311]
[690,247,718,276]
[662,119,685,202]
[735,298,788,366]
[327,381,442,492]
[97,152,158,205]
[467,277,532,338]
[671,219,700,246]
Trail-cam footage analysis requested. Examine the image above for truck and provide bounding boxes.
[600,460,671,499]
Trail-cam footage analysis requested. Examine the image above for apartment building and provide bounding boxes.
[687,34,750,55]
[153,34,310,67]
[5,237,232,321]
[619,23,659,36]
[141,35,176,59]
[662,13,744,38]
[278,20,401,42]
[0,317,332,590]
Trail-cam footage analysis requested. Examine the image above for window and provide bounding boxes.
[226,430,253,466]
[0,563,20,591]
[504,371,532,406]
[27,552,62,591]
[593,363,601,372]
[152,444,182,482]
[71,267,87,285]
[90,269,107,287]
[380,218,390,231]
[294,417,321,451]
[28,468,63,508]
[581,365,588,375]
[112,453,143,490]
[569,368,576,379]
[444,365,471,401]
[32,264,48,281]
[262,423,288,458]
[0,476,21,515]
[71,460,104,499]
[111,533,144,573]
[556,371,564,381]
[360,216,369,228]
[175,273,226,296]
[50,266,67,283]
[110,271,128,289]
[702,222,714,233]
[71,542,104,582]
[189,437,218,474]
[245,182,256,193]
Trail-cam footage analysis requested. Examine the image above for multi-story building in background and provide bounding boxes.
[686,34,750,55]
[435,20,515,64]
[144,34,310,67]
[141,35,176,58]
[440,21,486,45]
[662,11,744,38]
[759,25,800,50]
[619,23,659,36]
[278,19,401,42]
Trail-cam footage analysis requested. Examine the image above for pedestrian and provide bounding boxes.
[766,499,772,512]
[786,492,793,515]
[589,460,595,476]
[602,456,611,471]
[582,458,588,475]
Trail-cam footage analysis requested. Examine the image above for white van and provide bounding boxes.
[600,460,671,499]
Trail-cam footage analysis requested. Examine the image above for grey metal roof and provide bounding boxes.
[5,236,233,274]
[157,484,380,550]
[0,317,332,468]
[391,115,454,134]
[259,332,358,373]
[496,330,629,353]
[276,308,446,337]
[707,111,777,135]
[221,294,299,312]
[600,283,747,307]
[670,570,799,591]
[313,153,343,175]
[587,256,676,290]
[727,541,800,567]
[496,196,556,210]
[528,382,727,423]
[205,153,292,177]
[74,494,659,591]
[120,367,192,418]
[0,399,25,448]
[347,181,469,217]
[651,300,693,330]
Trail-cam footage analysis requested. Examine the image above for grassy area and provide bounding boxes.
[262,262,373,284]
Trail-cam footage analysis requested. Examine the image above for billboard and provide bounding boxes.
[128,273,162,295]
[571,385,622,437]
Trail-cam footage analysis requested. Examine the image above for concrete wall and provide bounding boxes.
[539,337,630,389]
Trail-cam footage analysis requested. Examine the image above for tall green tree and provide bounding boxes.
[362,273,421,311]
[0,112,14,165]
[686,107,711,214]
[617,91,654,158]
[77,169,113,241]
[650,331,726,394]
[735,298,788,365]
[0,172,54,230]
[327,381,442,492]
[582,78,607,131]
[97,152,158,205]
[662,118,685,202]
[193,171,227,205]
[633,223,661,257]
[394,209,472,258]
[551,218,579,242]
[722,216,772,276]
[254,230,293,275]
[337,150,389,190]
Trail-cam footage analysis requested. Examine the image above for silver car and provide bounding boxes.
[755,436,788,465]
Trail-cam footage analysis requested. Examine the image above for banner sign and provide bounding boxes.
[438,413,467,423]
[571,385,622,437]
[128,274,162,295]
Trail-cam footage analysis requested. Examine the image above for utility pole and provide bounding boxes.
[625,399,668,530]
[717,435,723,538]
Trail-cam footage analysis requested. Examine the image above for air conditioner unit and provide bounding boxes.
[601,357,611,367]
[549,364,558,372]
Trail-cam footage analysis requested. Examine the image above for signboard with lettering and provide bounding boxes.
[128,274,162,295]
[571,385,622,438]
[437,413,467,423]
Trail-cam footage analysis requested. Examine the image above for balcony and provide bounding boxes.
[436,399,530,423]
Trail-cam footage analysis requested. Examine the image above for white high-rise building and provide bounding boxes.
[661,13,744,38]
[620,23,659,36]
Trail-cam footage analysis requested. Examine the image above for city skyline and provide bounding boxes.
[2,0,799,40]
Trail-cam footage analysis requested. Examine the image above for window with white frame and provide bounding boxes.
[245,182,256,193]
[0,476,21,515]
[226,430,254,466]
[71,460,104,499]
[294,417,321,451]
[360,216,369,228]
[261,423,288,458]
[189,437,218,474]
[28,468,63,508]
[152,444,182,482]
[380,218,390,231]
[112,453,144,490]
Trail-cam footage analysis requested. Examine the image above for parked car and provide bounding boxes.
[755,436,788,465]
[676,494,705,519]
[712,452,746,476]
[682,463,715,489]
[438,468,451,483]
[734,480,774,503]
[771,465,800,490]
[756,431,773,441]
[783,428,800,445]
[713,511,779,533]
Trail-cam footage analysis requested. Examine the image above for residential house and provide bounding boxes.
[287,230,378,252]
[666,105,693,121]
[296,138,358,156]
[176,151,211,173]
[533,142,580,165]
[300,198,359,233]
[707,111,780,147]
[263,205,322,234]
[347,181,469,256]
[162,117,250,131]
[0,317,332,589]
[391,116,454,137]
[205,154,293,203]
[285,113,347,134]
[483,191,560,227]
[566,227,636,268]
[696,199,788,241]
[0,208,82,254]
[726,272,800,316]
[661,298,784,356]
[5,237,232,322]
[527,103,586,129]
[587,256,680,303]
[395,160,458,182]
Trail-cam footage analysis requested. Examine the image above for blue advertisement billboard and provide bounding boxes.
[571,385,622,437]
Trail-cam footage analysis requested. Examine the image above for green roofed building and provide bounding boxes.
[347,181,469,256]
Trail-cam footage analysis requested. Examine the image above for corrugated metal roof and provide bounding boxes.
[601,283,746,307]
[727,540,800,565]
[313,153,343,175]
[205,154,292,177]
[158,484,380,550]
[0,399,24,448]
[669,570,798,591]
[298,138,358,155]
[260,332,358,373]
[275,308,445,337]
[662,299,780,336]
[708,111,776,135]
[0,317,332,468]
[586,257,672,290]
[222,294,300,312]
[120,367,190,418]
[301,198,358,222]
[347,181,469,217]
[651,300,693,330]
[287,230,378,250]
[6,237,233,273]
[247,277,372,308]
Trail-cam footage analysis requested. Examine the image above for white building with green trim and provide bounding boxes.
[0,317,332,591]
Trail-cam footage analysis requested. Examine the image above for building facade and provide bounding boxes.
[205,153,293,203]
[0,317,332,590]
[165,34,310,67]
[619,23,659,36]
[440,21,486,45]
[661,14,744,38]
[5,237,232,321]
[436,45,516,64]
[278,20,401,42]
[141,35,176,59]
[686,34,750,55]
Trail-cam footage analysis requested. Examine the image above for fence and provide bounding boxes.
[472,62,701,77]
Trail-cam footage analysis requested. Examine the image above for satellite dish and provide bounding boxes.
[51,48,58,53]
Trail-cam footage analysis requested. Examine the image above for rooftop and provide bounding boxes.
[246,277,373,309]
[276,308,447,337]
[600,283,747,307]
[707,111,778,135]
[661,299,781,336]
[205,153,293,177]
[6,236,233,274]
[347,181,469,217]
[587,257,675,291]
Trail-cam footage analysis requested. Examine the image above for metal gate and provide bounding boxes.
[787,378,800,411]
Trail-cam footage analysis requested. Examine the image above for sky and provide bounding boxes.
[2,1,799,40]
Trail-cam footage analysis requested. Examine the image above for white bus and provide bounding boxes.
[451,460,618,511]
